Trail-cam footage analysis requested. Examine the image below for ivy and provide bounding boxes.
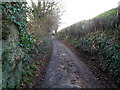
[2,2,35,52]
[57,7,120,86]
[2,2,36,81]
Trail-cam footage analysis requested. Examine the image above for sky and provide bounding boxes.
[27,0,120,31]
[58,0,120,30]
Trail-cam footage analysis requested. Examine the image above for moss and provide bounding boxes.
[2,48,13,63]
[2,21,11,40]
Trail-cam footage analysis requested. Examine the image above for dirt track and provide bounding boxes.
[42,38,107,88]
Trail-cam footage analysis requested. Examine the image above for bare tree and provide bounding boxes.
[27,0,62,38]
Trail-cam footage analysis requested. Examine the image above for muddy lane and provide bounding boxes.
[42,39,106,88]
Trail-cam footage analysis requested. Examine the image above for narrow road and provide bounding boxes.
[42,38,106,88]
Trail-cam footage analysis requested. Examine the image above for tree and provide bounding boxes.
[27,0,62,38]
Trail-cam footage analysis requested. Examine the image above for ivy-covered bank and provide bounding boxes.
[1,2,52,88]
[57,7,120,87]
[2,2,35,88]
[20,36,52,88]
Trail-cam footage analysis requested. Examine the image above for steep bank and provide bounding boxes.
[1,2,52,88]
[57,7,120,87]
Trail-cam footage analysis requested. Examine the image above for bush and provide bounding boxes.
[57,7,120,86]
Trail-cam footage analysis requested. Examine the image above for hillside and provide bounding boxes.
[57,7,120,87]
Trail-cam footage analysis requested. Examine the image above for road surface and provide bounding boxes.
[42,38,106,88]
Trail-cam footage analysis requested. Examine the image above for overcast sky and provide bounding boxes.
[58,0,120,30]
[27,0,120,31]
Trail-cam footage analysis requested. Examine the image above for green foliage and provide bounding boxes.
[80,31,120,76]
[59,29,120,77]
[1,1,54,88]
[21,37,52,88]
[30,64,37,71]
[2,2,35,51]
[36,61,42,66]
[2,2,37,74]
[2,21,10,40]
[96,8,117,18]
[1,2,37,88]
[57,7,120,86]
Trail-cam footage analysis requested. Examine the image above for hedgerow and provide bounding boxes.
[57,7,120,86]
